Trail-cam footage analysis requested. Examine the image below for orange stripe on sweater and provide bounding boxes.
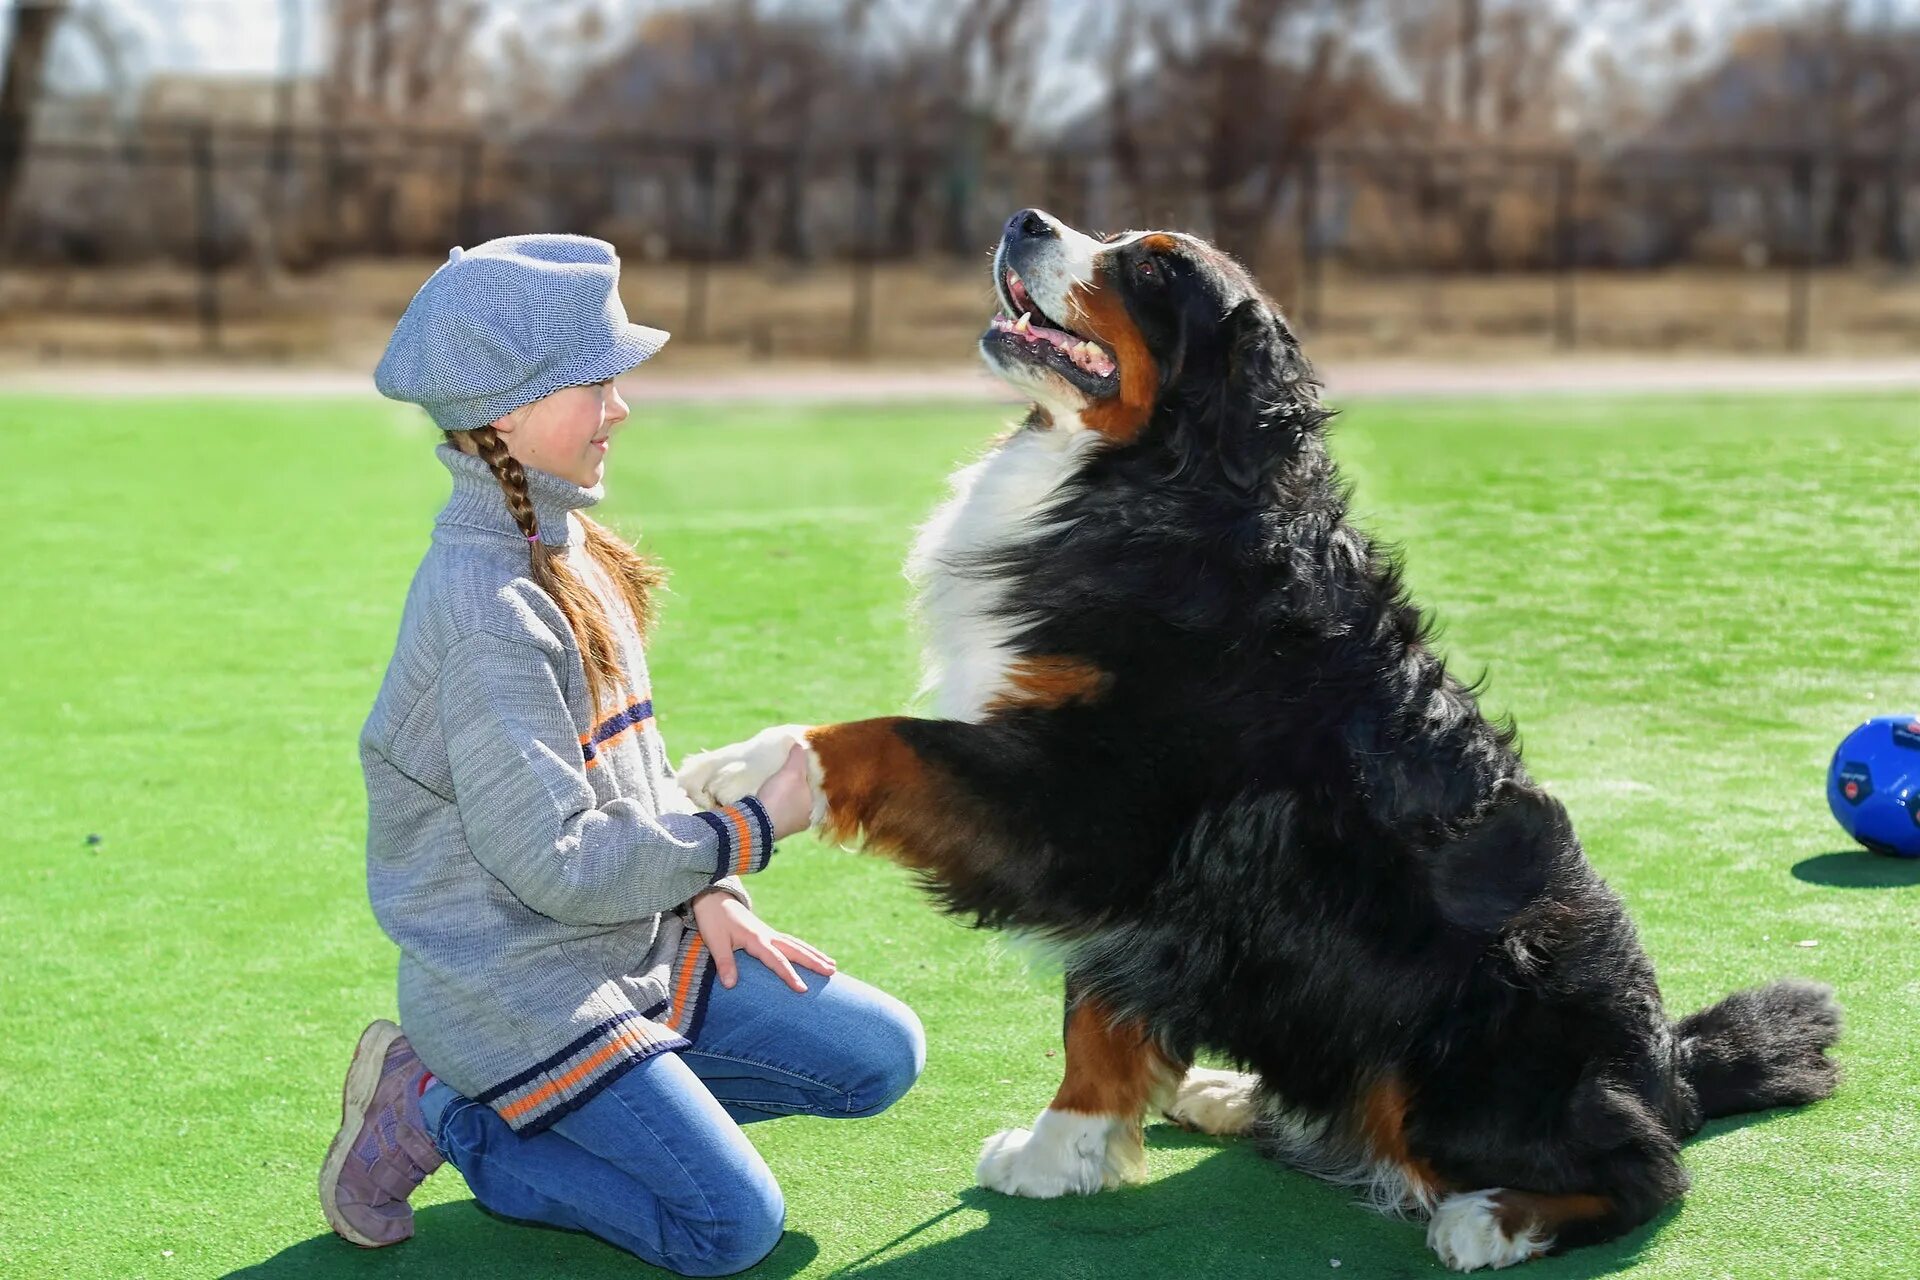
[669,935,707,1030]
[497,1028,649,1121]
[725,805,754,876]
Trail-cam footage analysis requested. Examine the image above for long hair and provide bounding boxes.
[450,425,667,714]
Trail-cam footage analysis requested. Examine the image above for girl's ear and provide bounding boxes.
[489,409,519,438]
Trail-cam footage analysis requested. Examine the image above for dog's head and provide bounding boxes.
[981,208,1322,488]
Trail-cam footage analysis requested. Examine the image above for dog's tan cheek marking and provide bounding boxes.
[985,657,1111,713]
[1066,277,1159,444]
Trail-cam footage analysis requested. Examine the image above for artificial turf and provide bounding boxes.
[2,390,1916,1280]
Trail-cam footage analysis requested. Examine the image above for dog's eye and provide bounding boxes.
[1136,259,1156,277]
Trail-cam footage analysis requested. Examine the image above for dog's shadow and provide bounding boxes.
[224,1122,1724,1280]
[827,1126,1669,1280]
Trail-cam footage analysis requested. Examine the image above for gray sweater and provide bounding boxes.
[360,443,774,1133]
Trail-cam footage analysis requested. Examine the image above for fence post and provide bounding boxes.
[778,149,809,261]
[456,137,482,246]
[190,122,221,352]
[0,128,14,266]
[1045,148,1072,220]
[1882,147,1911,266]
[1788,151,1815,353]
[943,148,971,258]
[322,123,344,262]
[850,146,879,358]
[685,142,717,343]
[263,115,291,262]
[1297,148,1322,333]
[1553,153,1577,350]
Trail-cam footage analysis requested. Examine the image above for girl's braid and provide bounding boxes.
[450,425,645,715]
[468,425,541,543]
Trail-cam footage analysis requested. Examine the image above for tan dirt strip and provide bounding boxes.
[1,358,1917,403]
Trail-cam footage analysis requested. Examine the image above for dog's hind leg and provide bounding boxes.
[1162,1067,1262,1137]
[1426,1185,1678,1272]
[976,991,1185,1198]
[1422,1122,1689,1270]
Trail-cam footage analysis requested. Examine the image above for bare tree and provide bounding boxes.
[849,0,1054,255]
[0,0,71,240]
[1093,0,1392,267]
[320,0,487,251]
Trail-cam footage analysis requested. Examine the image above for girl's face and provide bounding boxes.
[493,380,630,487]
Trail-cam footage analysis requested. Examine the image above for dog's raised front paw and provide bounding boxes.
[677,724,811,807]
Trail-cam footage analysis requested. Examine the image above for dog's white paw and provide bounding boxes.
[677,725,811,808]
[1162,1067,1260,1137]
[976,1109,1132,1198]
[1426,1190,1546,1272]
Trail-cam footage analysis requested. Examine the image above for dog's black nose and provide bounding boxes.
[1006,209,1057,242]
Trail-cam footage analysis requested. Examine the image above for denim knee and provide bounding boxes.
[674,1175,785,1277]
[843,1001,926,1118]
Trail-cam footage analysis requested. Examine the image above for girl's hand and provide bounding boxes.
[755,744,816,841]
[690,888,836,993]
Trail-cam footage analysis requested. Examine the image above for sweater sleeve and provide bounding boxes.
[438,631,776,926]
[703,874,752,910]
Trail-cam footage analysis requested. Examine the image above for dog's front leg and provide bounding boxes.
[804,716,1150,928]
[976,983,1186,1197]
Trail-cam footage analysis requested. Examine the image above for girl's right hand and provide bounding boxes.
[755,745,816,840]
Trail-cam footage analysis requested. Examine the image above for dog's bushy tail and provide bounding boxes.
[1673,979,1841,1124]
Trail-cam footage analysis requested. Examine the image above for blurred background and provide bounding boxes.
[3,0,1919,375]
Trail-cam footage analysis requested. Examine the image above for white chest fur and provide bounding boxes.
[906,421,1100,721]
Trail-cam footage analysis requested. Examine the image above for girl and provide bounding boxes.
[318,234,924,1276]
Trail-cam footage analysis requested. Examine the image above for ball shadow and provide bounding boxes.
[1790,850,1920,889]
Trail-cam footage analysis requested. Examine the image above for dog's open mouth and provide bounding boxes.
[985,267,1117,386]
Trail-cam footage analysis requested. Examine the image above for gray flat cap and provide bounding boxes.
[374,234,670,432]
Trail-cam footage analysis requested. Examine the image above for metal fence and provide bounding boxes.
[4,120,1915,355]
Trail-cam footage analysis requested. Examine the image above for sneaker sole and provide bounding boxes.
[318,1019,409,1248]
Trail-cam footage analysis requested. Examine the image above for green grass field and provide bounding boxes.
[4,390,1917,1280]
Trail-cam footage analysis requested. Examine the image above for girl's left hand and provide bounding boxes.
[690,889,837,993]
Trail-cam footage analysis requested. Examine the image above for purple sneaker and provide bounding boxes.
[318,1019,445,1247]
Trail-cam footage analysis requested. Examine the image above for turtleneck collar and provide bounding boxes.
[434,442,602,549]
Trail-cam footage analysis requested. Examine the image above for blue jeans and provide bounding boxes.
[420,962,924,1276]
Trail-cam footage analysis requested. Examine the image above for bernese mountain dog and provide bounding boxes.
[680,208,1841,1270]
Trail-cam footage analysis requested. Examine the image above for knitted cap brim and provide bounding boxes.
[424,323,671,433]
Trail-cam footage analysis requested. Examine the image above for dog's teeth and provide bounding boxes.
[1014,312,1031,334]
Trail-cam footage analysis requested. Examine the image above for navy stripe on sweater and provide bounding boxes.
[472,1009,654,1105]
[690,809,733,880]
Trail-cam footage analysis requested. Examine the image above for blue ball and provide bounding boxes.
[1828,715,1920,858]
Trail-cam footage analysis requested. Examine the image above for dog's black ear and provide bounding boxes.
[1160,295,1319,492]
[1213,298,1292,490]
[1228,298,1320,417]
[1223,297,1281,397]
